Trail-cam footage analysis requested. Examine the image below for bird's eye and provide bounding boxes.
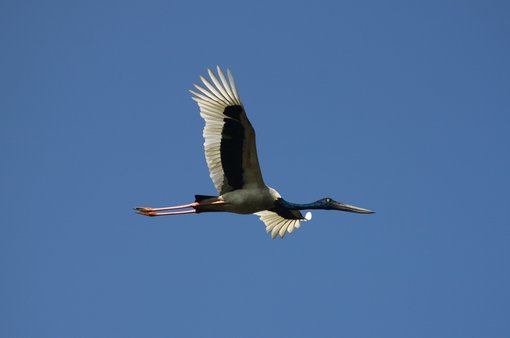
[325,198,331,203]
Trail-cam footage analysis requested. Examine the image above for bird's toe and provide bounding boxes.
[135,210,157,217]
[134,207,152,212]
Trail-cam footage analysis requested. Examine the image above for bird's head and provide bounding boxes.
[315,197,375,214]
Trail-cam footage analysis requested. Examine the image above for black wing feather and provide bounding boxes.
[220,106,245,191]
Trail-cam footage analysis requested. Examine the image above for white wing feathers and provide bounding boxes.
[190,67,241,193]
[255,211,312,239]
[192,68,241,106]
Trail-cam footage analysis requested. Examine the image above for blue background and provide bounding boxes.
[1,1,509,337]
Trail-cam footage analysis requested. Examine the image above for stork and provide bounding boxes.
[135,67,374,238]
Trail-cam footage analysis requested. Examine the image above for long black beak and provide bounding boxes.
[333,202,375,214]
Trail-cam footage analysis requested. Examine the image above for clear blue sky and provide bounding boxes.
[1,1,509,337]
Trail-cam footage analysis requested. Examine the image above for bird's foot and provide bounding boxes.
[135,209,157,217]
[134,207,154,213]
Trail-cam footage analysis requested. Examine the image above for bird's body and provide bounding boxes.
[193,187,278,214]
[218,188,278,214]
[136,67,374,238]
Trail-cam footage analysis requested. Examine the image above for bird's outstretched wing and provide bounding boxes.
[191,67,266,195]
[255,210,312,239]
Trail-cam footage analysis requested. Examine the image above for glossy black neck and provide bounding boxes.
[277,198,323,210]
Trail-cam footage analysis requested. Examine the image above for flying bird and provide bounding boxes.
[135,67,374,238]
